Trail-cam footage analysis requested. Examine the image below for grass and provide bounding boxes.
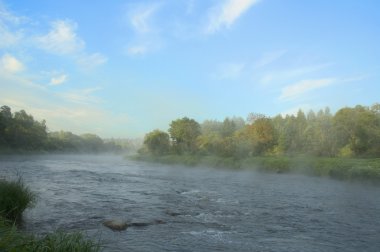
[130,154,380,183]
[0,218,100,252]
[0,178,36,221]
[0,178,101,252]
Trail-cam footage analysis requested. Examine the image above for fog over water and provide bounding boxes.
[1,155,379,252]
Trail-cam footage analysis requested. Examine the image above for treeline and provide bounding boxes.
[0,105,130,153]
[141,103,380,158]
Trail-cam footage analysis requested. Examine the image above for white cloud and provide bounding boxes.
[50,74,67,86]
[1,53,24,73]
[205,0,260,34]
[36,20,85,55]
[279,78,336,101]
[254,50,287,68]
[36,20,107,69]
[129,4,160,34]
[76,53,108,70]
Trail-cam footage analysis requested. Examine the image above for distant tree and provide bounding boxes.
[169,117,201,154]
[5,109,47,149]
[0,106,12,145]
[246,113,266,124]
[201,120,222,135]
[244,117,277,155]
[143,130,170,155]
[220,118,236,137]
[80,133,105,152]
[334,105,380,156]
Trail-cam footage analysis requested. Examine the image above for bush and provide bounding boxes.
[0,178,36,221]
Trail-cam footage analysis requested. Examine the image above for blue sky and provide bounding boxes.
[0,0,379,138]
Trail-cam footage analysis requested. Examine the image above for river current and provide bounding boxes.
[1,155,379,251]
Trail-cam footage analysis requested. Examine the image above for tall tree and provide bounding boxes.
[143,130,170,155]
[169,117,201,154]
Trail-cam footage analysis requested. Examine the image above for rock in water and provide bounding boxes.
[103,220,128,231]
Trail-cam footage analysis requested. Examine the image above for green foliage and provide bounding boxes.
[132,154,380,183]
[334,105,380,156]
[0,178,36,221]
[1,107,47,150]
[0,219,100,252]
[0,179,100,252]
[0,104,126,153]
[242,117,277,155]
[143,130,170,155]
[168,117,201,154]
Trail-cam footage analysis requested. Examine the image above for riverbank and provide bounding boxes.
[0,178,100,252]
[130,154,380,183]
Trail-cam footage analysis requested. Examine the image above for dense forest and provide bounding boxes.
[2,103,380,158]
[141,103,380,159]
[0,105,134,153]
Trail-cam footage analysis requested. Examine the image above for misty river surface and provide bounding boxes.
[1,155,380,252]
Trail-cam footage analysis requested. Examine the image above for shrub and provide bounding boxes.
[0,177,36,221]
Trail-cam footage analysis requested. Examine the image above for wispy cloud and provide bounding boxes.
[36,20,84,55]
[0,22,22,48]
[1,53,24,73]
[0,4,24,48]
[60,87,103,105]
[254,50,287,68]
[213,62,245,80]
[36,19,107,69]
[127,45,148,56]
[205,0,260,34]
[260,63,333,84]
[0,3,25,24]
[76,53,108,70]
[50,74,67,86]
[279,78,336,101]
[129,3,160,34]
[125,3,162,56]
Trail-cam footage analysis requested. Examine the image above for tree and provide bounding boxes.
[143,130,170,155]
[0,106,12,145]
[168,117,201,154]
[244,117,277,155]
[80,133,105,152]
[334,105,380,156]
[5,110,47,149]
[220,118,236,137]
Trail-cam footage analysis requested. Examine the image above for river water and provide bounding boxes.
[1,155,379,251]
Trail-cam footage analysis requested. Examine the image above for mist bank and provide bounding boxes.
[135,103,380,182]
[0,105,141,154]
[130,154,380,183]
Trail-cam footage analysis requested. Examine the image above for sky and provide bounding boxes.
[0,0,379,138]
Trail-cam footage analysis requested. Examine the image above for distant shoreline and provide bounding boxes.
[130,154,380,184]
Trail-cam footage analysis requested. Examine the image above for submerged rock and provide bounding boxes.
[165,210,181,217]
[103,219,166,230]
[129,219,166,227]
[103,220,128,231]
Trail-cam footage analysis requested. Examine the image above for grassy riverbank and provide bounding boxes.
[0,178,100,252]
[130,154,380,183]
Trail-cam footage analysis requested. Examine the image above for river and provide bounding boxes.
[1,155,379,251]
